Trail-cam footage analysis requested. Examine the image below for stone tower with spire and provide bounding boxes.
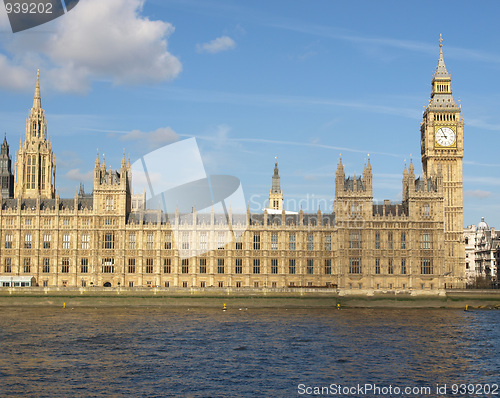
[420,35,465,286]
[14,70,56,199]
[268,160,283,211]
[0,135,14,198]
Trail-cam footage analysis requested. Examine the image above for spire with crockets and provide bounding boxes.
[14,70,56,199]
[434,34,450,79]
[268,157,283,211]
[429,34,458,110]
[271,160,280,193]
[26,69,48,140]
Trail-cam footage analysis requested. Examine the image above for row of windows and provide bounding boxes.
[373,232,431,250]
[5,233,82,250]
[3,257,91,274]
[254,233,331,251]
[375,258,407,274]
[129,232,332,251]
[4,233,116,250]
[433,112,456,121]
[349,203,431,217]
[349,258,433,275]
[129,258,330,275]
[1,258,433,275]
[2,218,92,227]
[1,258,336,275]
[1,231,436,252]
[155,259,332,275]
[2,233,325,251]
[0,205,430,227]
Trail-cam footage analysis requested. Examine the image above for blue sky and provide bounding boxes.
[0,0,499,227]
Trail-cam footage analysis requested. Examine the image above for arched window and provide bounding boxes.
[32,156,36,189]
[41,158,46,190]
[26,157,31,186]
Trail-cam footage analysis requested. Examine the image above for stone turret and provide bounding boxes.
[268,160,283,211]
[0,135,14,198]
[334,155,373,220]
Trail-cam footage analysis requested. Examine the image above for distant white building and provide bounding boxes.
[464,217,499,285]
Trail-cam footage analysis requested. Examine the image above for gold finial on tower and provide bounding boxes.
[439,33,443,47]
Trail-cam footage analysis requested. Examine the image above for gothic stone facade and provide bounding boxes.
[0,42,465,290]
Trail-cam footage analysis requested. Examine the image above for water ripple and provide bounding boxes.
[0,307,498,397]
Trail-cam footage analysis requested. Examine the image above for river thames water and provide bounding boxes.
[0,307,498,397]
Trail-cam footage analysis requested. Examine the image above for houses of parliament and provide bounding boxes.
[0,40,465,291]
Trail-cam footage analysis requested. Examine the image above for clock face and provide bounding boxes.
[435,127,456,147]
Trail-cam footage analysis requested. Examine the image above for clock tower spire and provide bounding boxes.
[421,35,464,287]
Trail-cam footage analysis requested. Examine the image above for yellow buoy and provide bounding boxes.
[223,303,227,311]
[63,302,66,309]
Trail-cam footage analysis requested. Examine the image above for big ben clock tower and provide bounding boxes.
[421,35,465,287]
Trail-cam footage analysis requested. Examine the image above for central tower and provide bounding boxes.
[420,36,465,285]
[268,161,283,211]
[14,70,56,199]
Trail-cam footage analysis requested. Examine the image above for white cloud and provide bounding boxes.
[466,118,500,132]
[464,176,500,187]
[464,160,500,167]
[0,54,33,90]
[464,190,492,199]
[197,36,236,54]
[195,124,244,172]
[157,87,418,120]
[0,6,11,30]
[65,168,93,182]
[56,150,84,169]
[120,126,179,150]
[0,0,182,93]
